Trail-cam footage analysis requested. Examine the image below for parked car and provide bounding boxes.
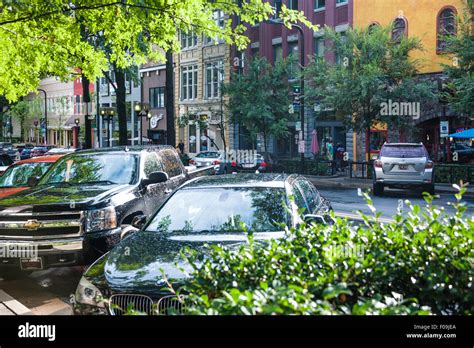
[373,143,435,196]
[0,146,211,275]
[189,151,223,167]
[0,153,14,174]
[46,147,78,155]
[30,145,55,157]
[451,143,474,163]
[73,173,332,315]
[16,144,35,160]
[0,155,63,199]
[0,143,21,162]
[234,152,276,173]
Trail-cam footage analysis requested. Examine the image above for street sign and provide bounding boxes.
[292,86,301,94]
[293,103,301,113]
[295,121,301,131]
[298,140,305,154]
[440,121,449,137]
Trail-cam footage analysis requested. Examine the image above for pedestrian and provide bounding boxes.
[326,139,334,161]
[178,140,185,154]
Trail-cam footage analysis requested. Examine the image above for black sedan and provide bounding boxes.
[74,173,332,315]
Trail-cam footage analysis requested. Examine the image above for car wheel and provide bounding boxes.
[373,183,384,196]
[423,184,435,195]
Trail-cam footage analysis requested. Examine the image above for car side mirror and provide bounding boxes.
[131,215,147,229]
[304,214,327,225]
[142,171,168,186]
[27,176,40,187]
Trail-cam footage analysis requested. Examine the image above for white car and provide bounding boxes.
[189,151,223,167]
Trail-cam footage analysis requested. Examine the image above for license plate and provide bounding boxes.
[242,163,254,168]
[399,164,408,170]
[20,257,43,270]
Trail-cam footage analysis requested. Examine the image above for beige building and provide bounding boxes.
[174,19,232,155]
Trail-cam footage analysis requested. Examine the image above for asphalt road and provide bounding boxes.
[1,187,473,315]
[320,187,474,221]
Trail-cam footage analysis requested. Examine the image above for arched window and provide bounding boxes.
[368,22,380,34]
[392,17,407,42]
[437,8,457,52]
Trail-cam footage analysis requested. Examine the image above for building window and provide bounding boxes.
[205,10,225,44]
[392,17,407,42]
[181,65,198,101]
[288,41,299,79]
[205,61,224,99]
[150,87,165,108]
[368,22,380,33]
[336,0,347,5]
[314,0,325,10]
[181,31,197,49]
[335,32,347,64]
[273,44,283,63]
[314,37,325,59]
[100,76,109,96]
[289,0,298,10]
[273,0,282,18]
[438,8,457,52]
[75,95,81,114]
[251,46,260,58]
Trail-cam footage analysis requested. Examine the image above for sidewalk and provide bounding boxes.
[305,175,474,196]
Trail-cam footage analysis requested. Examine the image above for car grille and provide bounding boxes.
[157,295,186,315]
[109,294,154,316]
[108,294,186,315]
[0,211,83,239]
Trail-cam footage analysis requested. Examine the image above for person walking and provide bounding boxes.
[178,140,185,154]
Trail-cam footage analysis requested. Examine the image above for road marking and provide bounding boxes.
[334,212,395,224]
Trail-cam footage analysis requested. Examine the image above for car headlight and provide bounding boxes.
[85,206,117,233]
[75,276,105,308]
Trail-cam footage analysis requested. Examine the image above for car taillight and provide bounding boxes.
[374,159,382,168]
[260,161,268,168]
[425,161,434,169]
[212,160,221,165]
[231,161,237,167]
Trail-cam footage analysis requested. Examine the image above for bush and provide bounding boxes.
[275,159,335,176]
[434,164,473,184]
[179,186,474,315]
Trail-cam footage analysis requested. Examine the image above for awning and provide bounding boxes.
[448,128,474,138]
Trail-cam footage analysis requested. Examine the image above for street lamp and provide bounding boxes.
[134,102,150,145]
[37,88,48,145]
[74,118,80,148]
[33,120,39,145]
[267,18,306,173]
[100,107,115,147]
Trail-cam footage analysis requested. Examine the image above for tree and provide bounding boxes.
[6,99,39,142]
[305,25,436,160]
[0,1,314,146]
[442,0,474,118]
[223,57,293,153]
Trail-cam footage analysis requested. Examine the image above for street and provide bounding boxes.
[1,186,471,315]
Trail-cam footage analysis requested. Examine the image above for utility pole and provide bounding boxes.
[37,88,48,145]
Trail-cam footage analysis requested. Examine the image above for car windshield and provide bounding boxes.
[39,153,139,185]
[0,162,53,188]
[195,152,220,158]
[146,187,289,234]
[381,145,426,158]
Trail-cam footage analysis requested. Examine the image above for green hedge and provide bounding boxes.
[435,164,473,184]
[179,187,474,315]
[275,159,335,176]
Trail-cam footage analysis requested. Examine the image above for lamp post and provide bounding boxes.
[100,107,115,147]
[134,102,150,145]
[37,88,48,145]
[74,118,80,148]
[267,18,305,173]
[33,120,39,145]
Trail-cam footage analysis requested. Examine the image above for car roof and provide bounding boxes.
[13,155,63,165]
[71,145,175,155]
[183,173,292,189]
[383,143,423,146]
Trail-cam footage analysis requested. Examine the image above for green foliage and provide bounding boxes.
[305,25,436,144]
[434,164,474,184]
[442,0,474,117]
[180,187,474,315]
[223,56,293,153]
[0,1,315,102]
[6,96,42,141]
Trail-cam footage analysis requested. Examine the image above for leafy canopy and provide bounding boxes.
[0,0,315,102]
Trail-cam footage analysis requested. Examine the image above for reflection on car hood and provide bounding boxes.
[0,183,130,209]
[102,231,285,293]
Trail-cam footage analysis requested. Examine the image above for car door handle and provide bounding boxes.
[164,189,172,194]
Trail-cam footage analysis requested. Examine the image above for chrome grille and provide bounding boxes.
[109,294,154,316]
[157,295,186,315]
[0,211,83,239]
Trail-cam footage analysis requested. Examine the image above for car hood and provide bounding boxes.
[100,230,284,294]
[0,183,133,211]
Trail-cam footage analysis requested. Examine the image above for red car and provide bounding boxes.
[30,145,55,158]
[0,155,62,199]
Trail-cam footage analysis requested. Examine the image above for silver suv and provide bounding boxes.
[373,143,434,196]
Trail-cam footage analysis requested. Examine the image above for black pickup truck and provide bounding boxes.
[0,145,210,273]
